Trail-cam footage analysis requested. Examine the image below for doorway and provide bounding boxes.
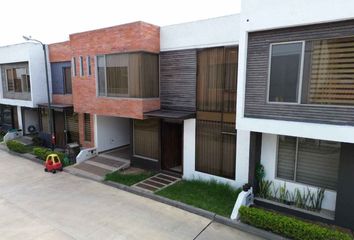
[161,120,183,174]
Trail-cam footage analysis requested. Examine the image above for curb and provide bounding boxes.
[4,147,43,165]
[104,180,287,240]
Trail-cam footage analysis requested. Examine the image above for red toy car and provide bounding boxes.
[44,154,63,174]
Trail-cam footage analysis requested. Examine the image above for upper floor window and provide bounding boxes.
[268,42,304,103]
[63,66,72,94]
[3,64,30,93]
[79,56,84,77]
[268,36,354,106]
[72,57,76,76]
[87,56,91,76]
[97,52,159,98]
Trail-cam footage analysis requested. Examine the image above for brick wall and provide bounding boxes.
[48,41,72,62]
[69,21,161,120]
[52,94,73,105]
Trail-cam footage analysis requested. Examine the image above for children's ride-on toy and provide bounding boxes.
[44,154,63,174]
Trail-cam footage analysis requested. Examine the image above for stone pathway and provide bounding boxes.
[133,173,181,192]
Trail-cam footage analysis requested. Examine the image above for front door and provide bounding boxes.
[161,120,183,173]
[54,111,65,147]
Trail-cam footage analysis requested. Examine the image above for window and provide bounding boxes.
[87,56,91,76]
[79,56,84,77]
[97,52,159,98]
[72,57,76,76]
[63,67,72,94]
[84,113,91,142]
[277,136,340,190]
[4,65,30,93]
[268,42,304,103]
[196,47,238,179]
[133,118,160,160]
[306,36,354,105]
[66,112,79,144]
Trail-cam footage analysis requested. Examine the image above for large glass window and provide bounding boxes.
[97,52,159,98]
[196,47,237,179]
[133,118,160,160]
[268,42,303,103]
[277,136,340,190]
[306,37,354,105]
[4,66,30,93]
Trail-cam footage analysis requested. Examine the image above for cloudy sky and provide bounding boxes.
[1,0,241,46]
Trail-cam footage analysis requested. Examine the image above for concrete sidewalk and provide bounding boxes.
[0,149,262,240]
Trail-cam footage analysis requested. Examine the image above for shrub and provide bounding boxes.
[6,140,32,154]
[239,206,353,240]
[32,136,45,147]
[33,147,65,162]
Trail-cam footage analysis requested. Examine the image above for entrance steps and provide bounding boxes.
[133,173,181,192]
[65,155,129,181]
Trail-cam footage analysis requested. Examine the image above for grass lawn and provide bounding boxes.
[105,169,155,186]
[156,179,241,217]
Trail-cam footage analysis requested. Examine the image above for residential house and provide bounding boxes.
[237,0,354,230]
[0,43,48,136]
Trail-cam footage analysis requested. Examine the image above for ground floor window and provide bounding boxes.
[133,118,160,160]
[277,136,340,190]
[195,114,236,179]
[66,112,79,144]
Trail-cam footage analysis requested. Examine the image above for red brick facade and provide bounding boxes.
[69,21,161,119]
[48,41,72,62]
[48,21,161,147]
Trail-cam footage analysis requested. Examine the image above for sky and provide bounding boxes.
[1,0,241,46]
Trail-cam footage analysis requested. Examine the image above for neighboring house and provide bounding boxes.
[39,41,80,148]
[158,15,242,181]
[237,0,354,230]
[0,43,48,135]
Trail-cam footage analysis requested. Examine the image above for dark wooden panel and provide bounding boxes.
[160,50,197,111]
[161,121,183,172]
[335,143,354,230]
[245,19,354,125]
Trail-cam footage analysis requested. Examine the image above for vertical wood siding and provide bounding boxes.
[160,50,197,111]
[245,20,354,125]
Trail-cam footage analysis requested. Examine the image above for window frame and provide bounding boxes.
[275,136,339,191]
[266,41,305,105]
[4,64,30,93]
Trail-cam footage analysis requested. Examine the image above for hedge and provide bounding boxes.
[33,147,65,162]
[239,206,353,240]
[6,140,32,154]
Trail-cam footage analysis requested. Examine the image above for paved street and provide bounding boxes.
[0,149,262,240]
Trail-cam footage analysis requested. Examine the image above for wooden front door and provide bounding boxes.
[161,121,183,173]
[54,111,65,147]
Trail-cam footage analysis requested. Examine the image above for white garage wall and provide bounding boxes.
[96,115,130,153]
[23,108,39,134]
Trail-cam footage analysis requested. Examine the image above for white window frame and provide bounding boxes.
[266,41,305,105]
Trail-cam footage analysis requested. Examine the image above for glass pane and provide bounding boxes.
[269,42,303,103]
[297,138,340,190]
[6,69,14,91]
[224,48,238,113]
[97,56,106,96]
[106,54,129,96]
[307,37,354,105]
[140,53,159,98]
[64,67,72,94]
[277,136,296,180]
[133,119,160,160]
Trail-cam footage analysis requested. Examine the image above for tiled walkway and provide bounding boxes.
[133,173,181,192]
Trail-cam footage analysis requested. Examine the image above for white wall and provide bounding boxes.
[23,108,39,134]
[183,118,245,188]
[0,42,48,108]
[236,0,354,143]
[260,133,337,211]
[161,14,239,51]
[95,115,130,153]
